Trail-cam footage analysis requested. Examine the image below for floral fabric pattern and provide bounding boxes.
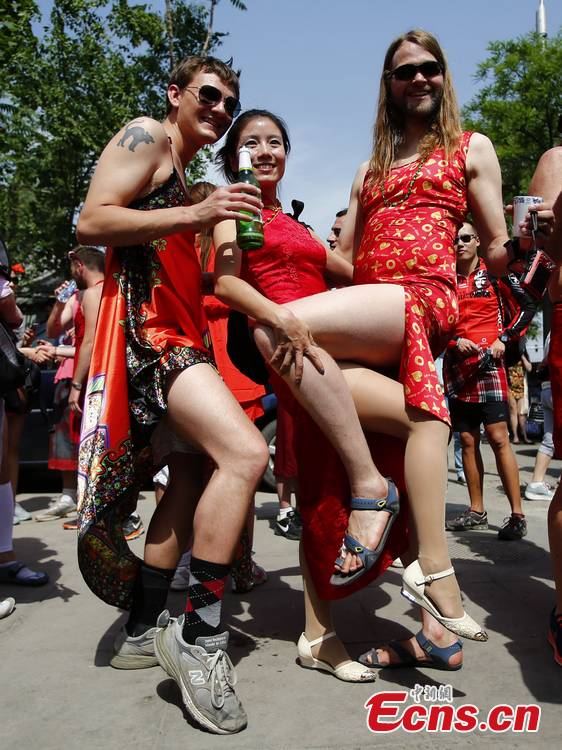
[77,170,212,609]
[354,132,473,424]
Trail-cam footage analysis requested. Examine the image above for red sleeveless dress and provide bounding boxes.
[198,240,265,421]
[77,170,213,609]
[355,132,473,424]
[242,210,409,599]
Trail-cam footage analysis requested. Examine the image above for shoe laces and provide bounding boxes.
[205,649,237,709]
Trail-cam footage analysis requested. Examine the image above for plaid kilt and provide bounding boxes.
[443,347,508,403]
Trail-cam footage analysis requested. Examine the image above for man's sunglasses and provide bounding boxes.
[455,233,476,245]
[388,61,443,82]
[185,85,241,119]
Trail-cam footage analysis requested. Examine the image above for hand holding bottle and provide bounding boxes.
[191,183,262,230]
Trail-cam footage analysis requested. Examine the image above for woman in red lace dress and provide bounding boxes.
[213,107,451,678]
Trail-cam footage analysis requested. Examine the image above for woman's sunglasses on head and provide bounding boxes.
[185,85,241,119]
[387,61,443,82]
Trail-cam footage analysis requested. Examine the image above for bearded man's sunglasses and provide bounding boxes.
[185,85,241,119]
[387,61,443,82]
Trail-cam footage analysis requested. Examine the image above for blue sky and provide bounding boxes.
[38,0,561,242]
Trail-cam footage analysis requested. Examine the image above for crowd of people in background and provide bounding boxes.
[1,26,561,736]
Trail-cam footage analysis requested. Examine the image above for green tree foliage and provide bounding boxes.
[462,32,562,202]
[0,0,240,273]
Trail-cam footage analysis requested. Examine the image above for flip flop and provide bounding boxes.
[358,630,463,671]
[330,478,400,587]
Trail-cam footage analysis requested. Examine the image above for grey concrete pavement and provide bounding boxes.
[1,441,561,749]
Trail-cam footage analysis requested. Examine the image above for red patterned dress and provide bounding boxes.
[354,131,473,424]
[241,209,409,599]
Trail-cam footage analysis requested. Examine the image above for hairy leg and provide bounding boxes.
[276,476,295,510]
[144,452,205,569]
[531,450,552,484]
[508,394,519,441]
[165,363,269,566]
[485,421,523,515]
[460,430,485,513]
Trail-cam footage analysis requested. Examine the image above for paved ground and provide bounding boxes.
[2,441,561,749]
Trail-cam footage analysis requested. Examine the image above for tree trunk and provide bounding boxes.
[202,0,217,54]
[164,0,175,71]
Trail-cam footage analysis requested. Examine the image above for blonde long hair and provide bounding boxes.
[368,29,462,186]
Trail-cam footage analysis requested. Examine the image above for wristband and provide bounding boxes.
[71,382,82,391]
[499,333,509,345]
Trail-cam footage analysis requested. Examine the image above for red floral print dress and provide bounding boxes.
[354,131,473,425]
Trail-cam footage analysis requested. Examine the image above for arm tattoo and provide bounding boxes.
[117,121,155,152]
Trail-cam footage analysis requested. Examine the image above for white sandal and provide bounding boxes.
[402,560,488,642]
[297,631,376,682]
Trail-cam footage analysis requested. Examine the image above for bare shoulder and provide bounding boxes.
[535,146,562,172]
[109,117,167,154]
[351,161,370,193]
[465,133,499,176]
[466,132,495,159]
[84,117,169,208]
[82,282,104,305]
[356,161,370,180]
[529,146,562,200]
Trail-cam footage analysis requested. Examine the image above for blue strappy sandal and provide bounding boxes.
[330,478,400,587]
[358,630,463,671]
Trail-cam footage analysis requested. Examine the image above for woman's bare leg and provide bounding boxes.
[254,285,405,568]
[300,544,354,667]
[257,285,462,616]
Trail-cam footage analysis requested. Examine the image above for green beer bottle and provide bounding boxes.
[236,146,263,250]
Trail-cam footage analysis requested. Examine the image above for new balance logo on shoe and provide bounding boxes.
[188,669,205,686]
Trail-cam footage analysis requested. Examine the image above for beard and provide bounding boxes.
[390,87,443,125]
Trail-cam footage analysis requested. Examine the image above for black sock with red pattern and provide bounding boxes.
[182,557,229,644]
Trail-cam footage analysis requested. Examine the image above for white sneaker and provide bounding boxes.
[525,481,555,501]
[110,611,168,669]
[0,597,15,619]
[35,495,77,521]
[13,503,32,522]
[155,612,247,734]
